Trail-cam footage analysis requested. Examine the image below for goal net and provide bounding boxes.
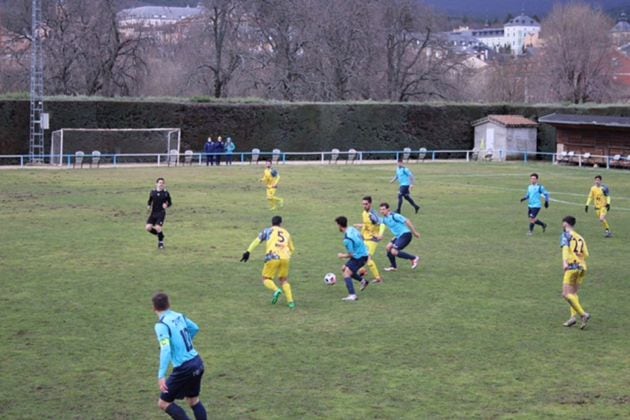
[50,128,181,165]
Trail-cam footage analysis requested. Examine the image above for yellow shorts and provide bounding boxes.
[365,239,379,256]
[563,269,587,286]
[262,259,290,279]
[596,207,607,218]
[266,187,277,199]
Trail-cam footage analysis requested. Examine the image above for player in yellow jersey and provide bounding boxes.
[240,215,296,309]
[560,216,591,329]
[260,160,284,210]
[585,175,613,238]
[354,196,384,284]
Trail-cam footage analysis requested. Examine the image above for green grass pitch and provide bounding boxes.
[1,162,629,418]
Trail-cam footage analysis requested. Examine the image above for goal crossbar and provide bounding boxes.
[50,128,181,165]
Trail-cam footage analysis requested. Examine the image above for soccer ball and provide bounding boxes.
[324,272,337,285]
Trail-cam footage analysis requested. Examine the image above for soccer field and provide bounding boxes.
[1,162,629,419]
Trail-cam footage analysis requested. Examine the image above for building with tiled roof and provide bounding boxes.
[472,115,538,160]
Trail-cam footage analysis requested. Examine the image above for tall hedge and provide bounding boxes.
[1,99,629,156]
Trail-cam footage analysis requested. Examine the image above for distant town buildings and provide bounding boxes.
[445,14,540,56]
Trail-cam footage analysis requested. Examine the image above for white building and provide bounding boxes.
[117,5,204,28]
[446,14,540,56]
[503,14,540,54]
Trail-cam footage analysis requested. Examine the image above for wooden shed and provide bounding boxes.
[471,115,538,161]
[539,113,630,164]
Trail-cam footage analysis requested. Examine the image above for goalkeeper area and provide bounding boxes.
[49,128,181,165]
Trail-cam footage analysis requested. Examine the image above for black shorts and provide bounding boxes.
[399,186,411,196]
[528,207,541,218]
[147,211,166,226]
[345,256,368,274]
[391,232,412,251]
[160,355,205,402]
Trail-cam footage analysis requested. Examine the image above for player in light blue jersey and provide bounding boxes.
[378,202,421,271]
[152,293,207,420]
[520,173,550,236]
[390,159,420,215]
[336,216,370,301]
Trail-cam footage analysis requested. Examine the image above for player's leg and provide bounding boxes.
[385,241,397,270]
[393,233,415,263]
[146,223,158,235]
[402,189,420,213]
[155,216,166,248]
[562,272,586,321]
[266,188,277,210]
[366,242,383,282]
[278,260,295,308]
[396,187,405,213]
[598,208,612,236]
[183,357,207,420]
[262,261,282,303]
[341,264,358,300]
[158,369,190,419]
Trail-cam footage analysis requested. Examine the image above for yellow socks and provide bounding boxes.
[565,294,585,317]
[281,282,294,303]
[263,279,279,292]
[367,259,381,280]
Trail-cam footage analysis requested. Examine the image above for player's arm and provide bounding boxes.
[147,192,153,208]
[542,187,550,207]
[155,323,172,380]
[288,236,295,254]
[241,236,262,262]
[338,238,352,259]
[389,173,398,183]
[405,219,421,238]
[520,191,528,203]
[165,192,172,208]
[185,317,200,340]
[408,170,416,188]
[585,188,593,212]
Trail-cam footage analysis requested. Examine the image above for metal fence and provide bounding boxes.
[1,149,629,169]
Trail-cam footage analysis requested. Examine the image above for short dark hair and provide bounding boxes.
[156,177,165,183]
[271,215,282,226]
[335,216,348,228]
[562,216,576,227]
[379,202,390,209]
[152,292,170,311]
[594,175,602,180]
[397,159,404,163]
[362,196,372,203]
[530,173,538,179]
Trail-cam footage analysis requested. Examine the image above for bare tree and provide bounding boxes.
[538,2,614,103]
[380,0,458,102]
[248,0,311,101]
[183,0,245,98]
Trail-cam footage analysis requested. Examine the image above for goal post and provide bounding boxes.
[50,128,181,166]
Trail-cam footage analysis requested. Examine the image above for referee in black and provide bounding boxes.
[146,177,172,249]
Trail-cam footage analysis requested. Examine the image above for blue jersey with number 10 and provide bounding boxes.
[155,309,199,379]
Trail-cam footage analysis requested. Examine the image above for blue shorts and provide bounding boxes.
[399,186,411,196]
[391,232,412,251]
[528,207,541,218]
[345,256,368,274]
[160,355,205,402]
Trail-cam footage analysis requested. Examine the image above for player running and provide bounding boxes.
[336,216,370,301]
[240,216,296,309]
[377,202,421,272]
[152,292,207,420]
[390,159,420,215]
[260,160,284,210]
[520,173,549,236]
[354,196,384,284]
[585,175,613,238]
[559,216,591,329]
[146,177,172,249]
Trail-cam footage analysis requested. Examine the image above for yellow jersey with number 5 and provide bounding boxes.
[259,226,294,260]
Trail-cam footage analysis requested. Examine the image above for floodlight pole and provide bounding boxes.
[29,0,45,164]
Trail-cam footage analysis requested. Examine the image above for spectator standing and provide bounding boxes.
[203,138,214,166]
[225,137,236,165]
[215,136,224,166]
